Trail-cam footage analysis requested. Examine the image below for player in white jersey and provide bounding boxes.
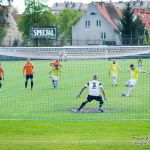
[76,74,107,112]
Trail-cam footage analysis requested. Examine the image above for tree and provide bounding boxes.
[58,8,82,44]
[18,0,57,46]
[120,2,145,45]
[133,16,145,45]
[120,2,134,45]
[144,30,150,45]
[0,5,8,45]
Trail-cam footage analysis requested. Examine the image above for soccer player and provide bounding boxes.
[49,65,62,88]
[76,74,107,112]
[138,58,143,71]
[0,63,4,92]
[109,59,119,86]
[23,59,34,90]
[50,60,62,68]
[63,50,67,62]
[122,64,146,97]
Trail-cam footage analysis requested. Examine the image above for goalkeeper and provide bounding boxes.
[49,65,62,88]
[76,74,107,112]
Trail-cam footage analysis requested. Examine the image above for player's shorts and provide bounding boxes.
[138,64,142,67]
[87,95,103,104]
[52,76,58,81]
[126,79,137,87]
[112,74,118,79]
[26,74,33,80]
[0,77,2,80]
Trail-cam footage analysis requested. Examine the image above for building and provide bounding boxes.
[51,1,88,14]
[72,2,122,46]
[134,8,150,36]
[113,0,150,10]
[2,5,22,46]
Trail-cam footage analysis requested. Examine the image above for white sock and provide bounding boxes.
[126,86,134,96]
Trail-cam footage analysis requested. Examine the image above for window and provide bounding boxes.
[101,33,106,39]
[90,12,96,15]
[96,20,101,27]
[85,20,90,27]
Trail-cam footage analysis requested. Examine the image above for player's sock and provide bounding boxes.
[78,101,88,111]
[99,104,103,110]
[25,80,28,88]
[52,79,55,87]
[126,86,134,96]
[113,77,117,86]
[31,80,33,90]
[98,102,104,112]
[53,80,57,88]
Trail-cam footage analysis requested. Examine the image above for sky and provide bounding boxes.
[11,0,129,13]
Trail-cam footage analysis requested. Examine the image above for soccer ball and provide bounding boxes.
[121,91,126,96]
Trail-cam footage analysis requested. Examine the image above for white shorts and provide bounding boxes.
[138,64,142,67]
[112,74,118,79]
[126,79,137,86]
[52,76,58,81]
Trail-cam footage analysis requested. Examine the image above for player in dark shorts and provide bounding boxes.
[76,74,107,112]
[23,59,34,90]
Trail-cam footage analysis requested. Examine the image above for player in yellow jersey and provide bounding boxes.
[138,58,143,71]
[122,64,146,97]
[109,59,120,86]
[49,65,62,88]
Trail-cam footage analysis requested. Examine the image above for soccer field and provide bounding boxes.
[0,120,149,150]
[0,59,149,120]
[0,59,150,150]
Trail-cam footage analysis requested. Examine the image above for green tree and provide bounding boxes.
[0,5,8,45]
[18,0,57,46]
[144,30,150,45]
[133,16,145,45]
[58,8,82,44]
[120,2,145,45]
[120,2,134,45]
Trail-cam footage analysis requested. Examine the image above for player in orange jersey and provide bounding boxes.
[23,59,34,90]
[0,63,4,92]
[50,60,62,68]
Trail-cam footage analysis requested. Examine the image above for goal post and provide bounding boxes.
[0,46,150,60]
[0,46,150,120]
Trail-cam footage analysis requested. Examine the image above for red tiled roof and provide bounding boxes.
[134,8,150,30]
[96,2,120,30]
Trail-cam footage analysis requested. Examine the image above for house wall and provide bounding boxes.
[3,14,22,46]
[72,2,121,45]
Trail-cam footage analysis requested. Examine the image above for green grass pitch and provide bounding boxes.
[0,59,149,150]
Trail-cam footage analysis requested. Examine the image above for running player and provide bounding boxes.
[122,64,146,97]
[109,59,120,86]
[76,74,107,112]
[49,65,62,88]
[0,63,4,92]
[23,59,34,90]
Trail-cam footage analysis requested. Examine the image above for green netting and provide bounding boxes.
[0,47,150,120]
